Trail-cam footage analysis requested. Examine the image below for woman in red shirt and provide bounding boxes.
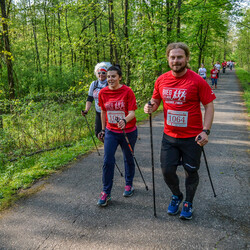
[97,65,138,206]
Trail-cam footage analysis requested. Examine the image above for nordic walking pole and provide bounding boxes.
[198,136,217,197]
[83,114,100,156]
[115,117,149,191]
[83,112,123,177]
[148,101,157,217]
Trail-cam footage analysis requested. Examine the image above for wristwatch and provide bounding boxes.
[202,129,210,135]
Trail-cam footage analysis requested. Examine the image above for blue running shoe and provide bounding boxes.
[180,201,193,220]
[97,191,111,207]
[167,195,183,215]
[123,185,134,197]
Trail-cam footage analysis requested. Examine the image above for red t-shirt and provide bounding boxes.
[99,85,137,132]
[152,69,216,138]
[210,69,218,79]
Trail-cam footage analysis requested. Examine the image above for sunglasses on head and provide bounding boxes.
[98,71,107,75]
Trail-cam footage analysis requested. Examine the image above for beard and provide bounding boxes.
[170,62,188,73]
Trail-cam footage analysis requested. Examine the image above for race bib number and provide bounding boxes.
[167,110,188,127]
[107,111,125,124]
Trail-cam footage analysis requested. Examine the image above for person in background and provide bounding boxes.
[198,63,207,80]
[144,42,216,220]
[81,62,112,139]
[214,61,221,78]
[222,61,227,74]
[229,60,233,70]
[210,65,218,89]
[97,65,138,207]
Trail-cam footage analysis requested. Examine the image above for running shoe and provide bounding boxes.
[180,201,193,220]
[123,185,134,197]
[167,195,183,215]
[97,191,111,207]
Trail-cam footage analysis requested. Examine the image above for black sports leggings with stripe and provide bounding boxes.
[160,133,202,203]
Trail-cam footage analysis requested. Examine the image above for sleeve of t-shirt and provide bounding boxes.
[88,81,95,96]
[198,78,216,105]
[98,89,106,111]
[127,88,138,111]
[152,78,161,100]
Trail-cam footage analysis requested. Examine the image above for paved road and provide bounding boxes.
[0,69,249,250]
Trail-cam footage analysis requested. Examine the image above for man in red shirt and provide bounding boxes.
[144,42,216,220]
[210,65,218,89]
[222,61,227,73]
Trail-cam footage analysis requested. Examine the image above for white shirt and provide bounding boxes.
[214,64,221,70]
[198,67,207,78]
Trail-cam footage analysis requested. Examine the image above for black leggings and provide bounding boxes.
[95,111,102,137]
[160,134,201,203]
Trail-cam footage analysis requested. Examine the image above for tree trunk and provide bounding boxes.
[29,0,42,74]
[65,8,74,67]
[44,0,50,76]
[166,0,173,45]
[108,0,118,64]
[57,9,62,75]
[124,0,130,86]
[100,19,106,60]
[108,0,114,63]
[0,0,15,99]
[93,7,99,63]
[176,0,182,38]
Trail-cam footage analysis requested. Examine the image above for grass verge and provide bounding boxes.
[235,67,250,114]
[0,105,163,211]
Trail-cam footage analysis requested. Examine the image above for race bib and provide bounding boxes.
[167,110,188,127]
[107,111,125,124]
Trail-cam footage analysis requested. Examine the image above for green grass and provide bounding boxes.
[0,136,99,210]
[235,68,250,114]
[0,105,162,211]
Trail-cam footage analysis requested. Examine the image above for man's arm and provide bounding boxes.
[144,98,161,114]
[196,101,214,146]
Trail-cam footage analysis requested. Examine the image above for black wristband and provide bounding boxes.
[122,119,127,125]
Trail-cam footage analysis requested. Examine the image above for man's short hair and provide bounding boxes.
[166,42,190,58]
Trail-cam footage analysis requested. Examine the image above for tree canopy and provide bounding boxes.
[0,0,248,100]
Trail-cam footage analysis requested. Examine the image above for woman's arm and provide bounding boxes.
[118,110,135,129]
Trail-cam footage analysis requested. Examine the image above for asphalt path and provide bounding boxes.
[0,69,249,250]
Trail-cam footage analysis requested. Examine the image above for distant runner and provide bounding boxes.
[198,64,207,80]
[210,65,218,90]
[222,61,227,74]
[214,61,221,78]
[144,42,216,220]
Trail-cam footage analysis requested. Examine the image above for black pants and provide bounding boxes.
[160,133,202,203]
[95,111,102,137]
